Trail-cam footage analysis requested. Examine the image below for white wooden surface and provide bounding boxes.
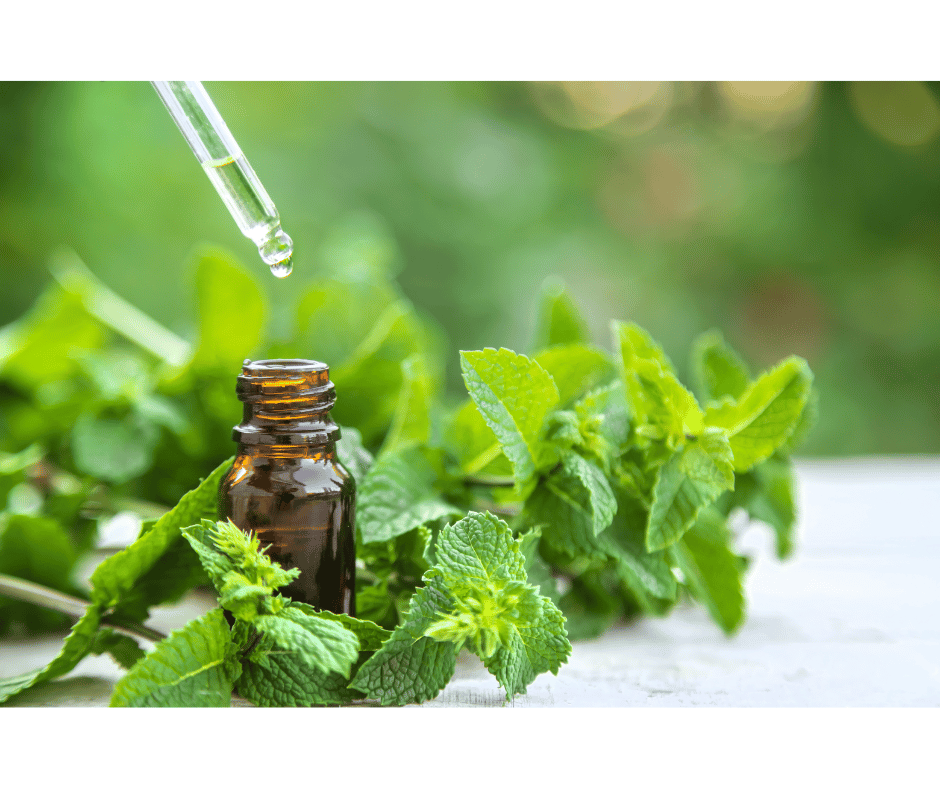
[2,457,938,707]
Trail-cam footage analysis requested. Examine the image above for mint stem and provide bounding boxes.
[0,572,166,644]
[463,474,515,487]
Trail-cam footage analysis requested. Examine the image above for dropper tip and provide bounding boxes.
[259,227,293,278]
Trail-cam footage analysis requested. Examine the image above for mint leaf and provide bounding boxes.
[237,603,390,707]
[354,512,570,704]
[0,606,101,705]
[735,455,797,559]
[705,357,813,472]
[690,329,750,404]
[558,571,622,640]
[672,508,746,634]
[71,413,159,484]
[517,528,561,605]
[190,248,265,372]
[110,608,240,707]
[91,628,146,670]
[527,454,617,560]
[90,458,233,609]
[0,514,77,594]
[356,449,461,544]
[254,606,360,679]
[381,355,433,456]
[603,490,677,602]
[422,512,570,701]
[288,602,391,652]
[335,424,374,480]
[646,429,734,551]
[479,596,568,699]
[533,344,616,406]
[446,398,513,477]
[110,536,210,623]
[0,281,106,391]
[332,301,430,444]
[236,651,368,707]
[460,348,560,490]
[533,278,590,349]
[614,321,704,445]
[349,580,458,706]
[182,519,298,622]
[294,277,397,367]
[780,387,819,454]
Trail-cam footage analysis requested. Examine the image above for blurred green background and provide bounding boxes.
[1,81,938,456]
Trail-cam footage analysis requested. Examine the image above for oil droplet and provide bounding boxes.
[269,258,293,278]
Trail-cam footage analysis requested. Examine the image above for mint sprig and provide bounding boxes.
[352,511,571,705]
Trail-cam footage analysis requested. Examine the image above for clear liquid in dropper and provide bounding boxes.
[203,155,293,278]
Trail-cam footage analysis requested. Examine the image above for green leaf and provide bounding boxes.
[603,489,677,602]
[236,651,368,707]
[0,445,43,508]
[91,628,147,670]
[354,512,570,704]
[425,512,570,701]
[335,425,374,481]
[558,570,621,640]
[561,381,632,471]
[179,521,239,593]
[479,596,569,699]
[614,320,676,372]
[355,582,396,628]
[672,508,746,634]
[0,606,102,705]
[331,301,431,444]
[0,281,106,392]
[614,321,704,445]
[288,602,391,652]
[349,580,459,706]
[110,536,209,623]
[89,457,233,608]
[533,344,617,406]
[189,248,265,372]
[735,455,798,559]
[356,449,462,544]
[517,528,560,605]
[705,357,813,472]
[253,607,360,679]
[690,329,750,404]
[446,399,513,477]
[646,429,735,551]
[181,519,298,622]
[110,609,240,707]
[71,412,160,484]
[294,277,398,367]
[533,278,590,349]
[780,386,819,454]
[460,348,559,490]
[527,453,617,559]
[0,514,77,593]
[380,355,434,456]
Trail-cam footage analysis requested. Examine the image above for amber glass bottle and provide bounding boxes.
[218,359,356,615]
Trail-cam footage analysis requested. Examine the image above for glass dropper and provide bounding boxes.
[152,81,293,278]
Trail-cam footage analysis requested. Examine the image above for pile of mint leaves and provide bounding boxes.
[0,246,816,706]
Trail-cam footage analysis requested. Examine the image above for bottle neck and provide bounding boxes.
[236,443,336,461]
[232,359,341,447]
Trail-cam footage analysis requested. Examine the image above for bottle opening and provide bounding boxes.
[237,358,333,400]
[233,358,340,444]
[242,358,328,374]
